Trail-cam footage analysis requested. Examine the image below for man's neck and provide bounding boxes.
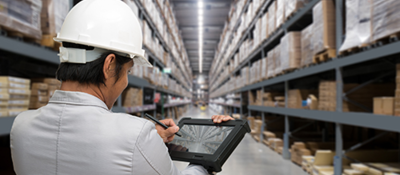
[60,81,106,106]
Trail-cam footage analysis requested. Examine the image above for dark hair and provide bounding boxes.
[56,42,132,86]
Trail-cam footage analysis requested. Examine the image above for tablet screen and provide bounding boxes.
[169,125,234,154]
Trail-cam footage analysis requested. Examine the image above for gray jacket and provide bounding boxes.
[11,90,207,175]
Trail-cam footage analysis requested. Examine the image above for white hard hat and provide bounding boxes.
[54,0,152,67]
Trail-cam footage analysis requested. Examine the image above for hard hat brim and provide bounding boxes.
[54,37,153,67]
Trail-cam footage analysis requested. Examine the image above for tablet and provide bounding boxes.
[168,118,250,172]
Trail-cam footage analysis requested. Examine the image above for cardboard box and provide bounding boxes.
[0,76,30,85]
[280,32,301,71]
[0,110,8,117]
[30,95,49,103]
[312,0,336,55]
[374,97,394,116]
[32,83,49,90]
[8,108,27,116]
[8,88,31,96]
[0,93,9,100]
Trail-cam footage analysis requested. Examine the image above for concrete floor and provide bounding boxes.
[173,106,308,175]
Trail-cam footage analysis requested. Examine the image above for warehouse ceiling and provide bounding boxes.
[171,0,232,77]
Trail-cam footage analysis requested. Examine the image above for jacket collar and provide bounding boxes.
[49,90,110,111]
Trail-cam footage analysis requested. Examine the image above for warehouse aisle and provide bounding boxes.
[173,106,308,175]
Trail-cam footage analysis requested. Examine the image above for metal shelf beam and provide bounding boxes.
[248,105,400,133]
[0,35,59,64]
[0,117,16,135]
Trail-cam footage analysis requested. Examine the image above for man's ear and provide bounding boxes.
[103,54,116,80]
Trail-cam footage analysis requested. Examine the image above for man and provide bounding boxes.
[10,0,233,174]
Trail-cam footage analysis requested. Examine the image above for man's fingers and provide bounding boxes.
[212,115,234,123]
[160,119,177,127]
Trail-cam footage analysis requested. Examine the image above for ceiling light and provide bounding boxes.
[198,1,203,8]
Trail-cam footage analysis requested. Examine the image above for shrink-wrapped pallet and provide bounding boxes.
[371,0,400,42]
[312,0,336,56]
[339,0,372,52]
[281,32,301,72]
[261,13,268,40]
[275,0,285,28]
[0,0,42,40]
[273,45,282,75]
[241,67,249,86]
[267,1,276,36]
[41,0,69,35]
[301,24,313,67]
[267,51,275,78]
[285,0,311,19]
[261,56,268,79]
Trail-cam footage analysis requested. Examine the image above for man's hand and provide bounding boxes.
[155,119,179,143]
[212,115,234,123]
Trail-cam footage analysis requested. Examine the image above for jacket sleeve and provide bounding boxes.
[133,120,208,175]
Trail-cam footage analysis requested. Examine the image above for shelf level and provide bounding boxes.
[242,40,400,91]
[163,102,191,108]
[248,105,400,133]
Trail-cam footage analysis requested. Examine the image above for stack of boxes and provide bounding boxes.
[29,83,49,109]
[319,81,395,112]
[40,0,69,48]
[0,0,42,41]
[312,0,336,56]
[280,32,301,72]
[0,76,31,117]
[301,24,314,67]
[29,78,61,109]
[396,64,400,116]
[122,87,143,107]
[288,89,318,109]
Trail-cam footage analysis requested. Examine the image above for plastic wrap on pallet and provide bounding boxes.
[372,0,400,42]
[301,24,314,67]
[285,0,310,19]
[41,0,69,35]
[241,67,249,86]
[267,51,275,78]
[267,1,276,37]
[261,13,268,40]
[0,0,42,40]
[276,0,285,28]
[273,45,281,75]
[312,0,336,56]
[339,0,372,52]
[262,56,268,79]
[281,32,301,71]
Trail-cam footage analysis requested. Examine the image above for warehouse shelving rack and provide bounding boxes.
[0,0,192,135]
[134,0,192,90]
[209,0,400,174]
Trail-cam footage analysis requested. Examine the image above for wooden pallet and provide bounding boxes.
[41,34,62,51]
[0,26,41,45]
[312,48,336,63]
[370,31,400,47]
